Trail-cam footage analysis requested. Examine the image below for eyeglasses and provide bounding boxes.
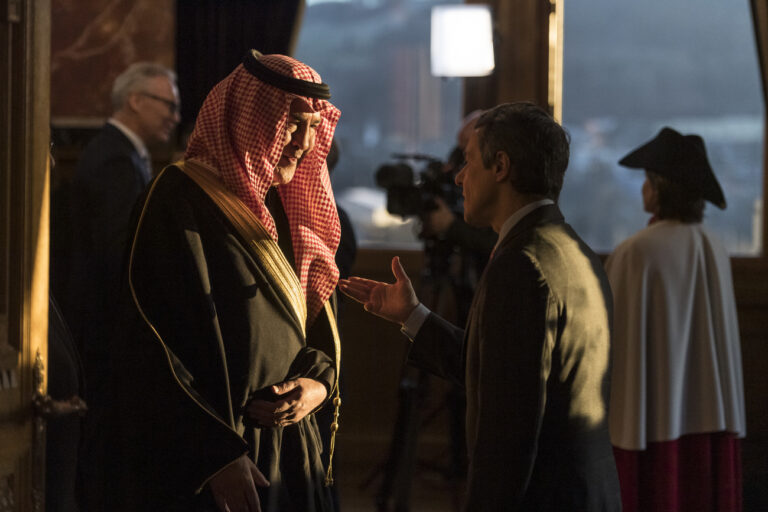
[139,92,181,115]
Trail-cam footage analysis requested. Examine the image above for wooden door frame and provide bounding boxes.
[0,0,51,509]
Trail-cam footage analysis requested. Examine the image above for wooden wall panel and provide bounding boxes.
[50,0,175,125]
[732,258,768,509]
[463,0,552,113]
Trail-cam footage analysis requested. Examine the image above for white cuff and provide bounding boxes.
[400,303,431,341]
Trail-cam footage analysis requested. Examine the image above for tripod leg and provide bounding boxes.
[375,367,430,512]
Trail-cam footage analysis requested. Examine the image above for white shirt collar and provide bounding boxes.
[108,118,149,160]
[493,198,555,251]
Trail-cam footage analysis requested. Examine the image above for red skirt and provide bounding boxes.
[613,432,742,512]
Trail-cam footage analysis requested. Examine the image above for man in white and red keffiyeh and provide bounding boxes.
[90,51,343,512]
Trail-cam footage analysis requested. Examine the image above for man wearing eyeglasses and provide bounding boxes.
[61,62,180,414]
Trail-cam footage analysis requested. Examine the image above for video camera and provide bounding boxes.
[375,153,462,218]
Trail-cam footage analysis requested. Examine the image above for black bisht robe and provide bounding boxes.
[92,165,338,511]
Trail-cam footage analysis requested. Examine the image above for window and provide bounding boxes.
[296,0,463,247]
[560,0,764,255]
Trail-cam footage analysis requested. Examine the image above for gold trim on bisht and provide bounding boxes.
[127,166,240,494]
[323,300,342,486]
[180,159,307,335]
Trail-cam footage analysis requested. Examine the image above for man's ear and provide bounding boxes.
[493,151,512,182]
[125,93,142,113]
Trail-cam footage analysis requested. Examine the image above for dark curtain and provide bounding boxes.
[742,6,768,511]
[175,0,304,135]
[751,0,768,255]
[751,0,768,104]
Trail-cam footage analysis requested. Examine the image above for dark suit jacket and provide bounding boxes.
[409,204,621,511]
[64,123,151,402]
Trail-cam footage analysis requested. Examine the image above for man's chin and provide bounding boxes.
[273,165,297,185]
[148,132,172,147]
[463,212,486,229]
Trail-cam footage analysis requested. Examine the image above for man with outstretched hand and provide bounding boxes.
[341,103,621,511]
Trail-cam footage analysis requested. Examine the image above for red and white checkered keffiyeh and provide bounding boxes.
[185,53,341,323]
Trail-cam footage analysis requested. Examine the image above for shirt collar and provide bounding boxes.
[108,118,149,160]
[494,198,555,251]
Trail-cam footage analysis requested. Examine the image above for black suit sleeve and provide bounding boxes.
[407,312,465,388]
[86,155,148,273]
[466,252,553,510]
[69,152,149,393]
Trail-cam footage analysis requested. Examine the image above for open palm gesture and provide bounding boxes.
[338,256,419,325]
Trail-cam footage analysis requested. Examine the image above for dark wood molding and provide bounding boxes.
[463,0,552,114]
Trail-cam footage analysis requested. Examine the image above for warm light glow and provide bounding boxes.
[548,0,564,123]
[431,5,495,77]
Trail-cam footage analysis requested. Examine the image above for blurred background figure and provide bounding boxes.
[421,109,495,261]
[606,127,746,512]
[328,139,358,282]
[58,62,179,405]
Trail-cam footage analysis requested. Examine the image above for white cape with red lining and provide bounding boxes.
[605,220,746,450]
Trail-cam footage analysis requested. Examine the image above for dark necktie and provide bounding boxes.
[140,154,152,183]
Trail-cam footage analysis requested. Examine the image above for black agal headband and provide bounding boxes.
[243,49,331,100]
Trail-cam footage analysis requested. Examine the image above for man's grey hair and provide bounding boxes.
[111,62,177,112]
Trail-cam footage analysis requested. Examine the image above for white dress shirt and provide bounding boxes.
[108,118,150,162]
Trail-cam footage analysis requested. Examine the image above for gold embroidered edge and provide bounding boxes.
[127,166,243,494]
[180,159,308,335]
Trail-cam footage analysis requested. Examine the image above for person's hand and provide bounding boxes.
[338,256,419,325]
[209,454,269,512]
[421,197,456,238]
[246,378,328,428]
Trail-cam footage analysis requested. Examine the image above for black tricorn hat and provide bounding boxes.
[618,127,726,209]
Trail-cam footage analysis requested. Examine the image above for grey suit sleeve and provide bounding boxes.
[465,253,552,511]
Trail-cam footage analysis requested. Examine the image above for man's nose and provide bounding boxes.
[455,167,465,186]
[293,125,313,152]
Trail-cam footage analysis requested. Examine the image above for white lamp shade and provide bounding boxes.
[431,5,495,77]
